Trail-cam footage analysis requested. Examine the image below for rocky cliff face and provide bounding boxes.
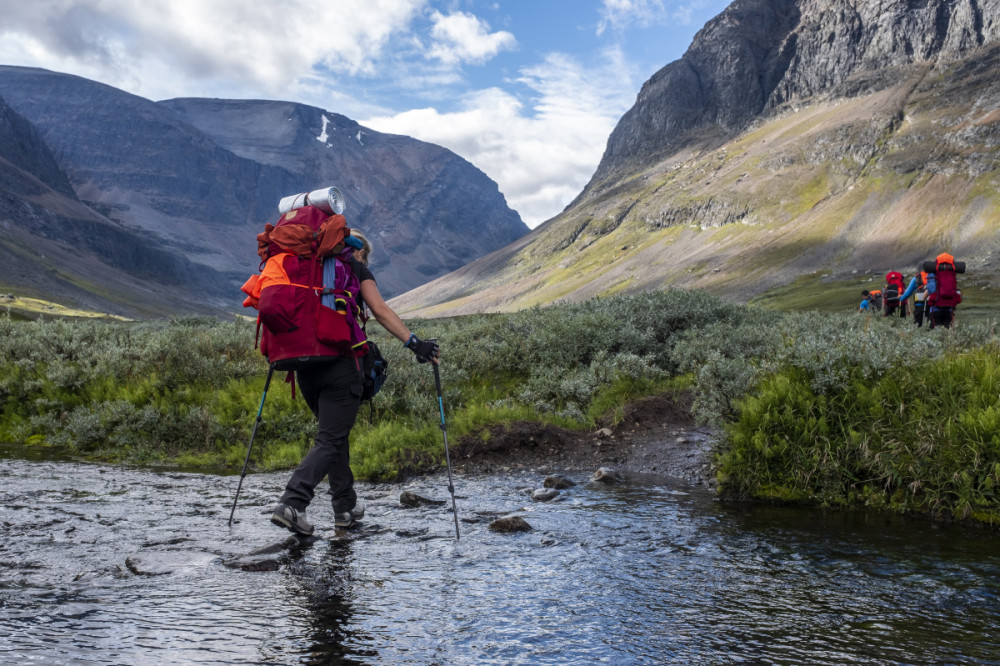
[0,97,75,199]
[592,0,1000,187]
[0,66,527,315]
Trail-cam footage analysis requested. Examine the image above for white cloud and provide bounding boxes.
[0,0,426,101]
[597,0,710,35]
[0,1,646,228]
[426,10,517,65]
[363,49,637,228]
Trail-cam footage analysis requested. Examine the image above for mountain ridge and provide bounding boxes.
[390,0,1000,318]
[0,66,528,317]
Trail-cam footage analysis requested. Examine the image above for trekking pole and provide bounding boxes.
[432,361,460,540]
[228,364,275,527]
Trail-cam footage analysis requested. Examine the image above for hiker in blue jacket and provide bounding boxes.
[899,268,930,327]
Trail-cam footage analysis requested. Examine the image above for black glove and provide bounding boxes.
[405,334,439,363]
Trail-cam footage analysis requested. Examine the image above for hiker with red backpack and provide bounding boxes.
[241,189,439,536]
[924,252,964,329]
[883,270,907,318]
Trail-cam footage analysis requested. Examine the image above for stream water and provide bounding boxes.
[1,454,999,665]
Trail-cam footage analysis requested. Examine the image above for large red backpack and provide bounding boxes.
[241,205,368,370]
[930,256,962,308]
[884,271,905,304]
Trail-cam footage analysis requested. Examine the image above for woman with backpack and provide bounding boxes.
[269,227,440,536]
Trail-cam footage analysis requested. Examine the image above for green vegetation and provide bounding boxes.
[676,312,1000,524]
[0,292,740,478]
[2,290,999,525]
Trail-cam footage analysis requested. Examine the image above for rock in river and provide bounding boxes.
[400,491,447,508]
[591,467,624,483]
[488,516,533,533]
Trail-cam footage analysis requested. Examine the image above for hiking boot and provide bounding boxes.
[270,503,314,535]
[334,502,365,528]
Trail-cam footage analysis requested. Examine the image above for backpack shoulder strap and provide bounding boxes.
[349,257,370,329]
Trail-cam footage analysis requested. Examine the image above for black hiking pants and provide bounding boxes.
[929,307,955,329]
[279,357,362,514]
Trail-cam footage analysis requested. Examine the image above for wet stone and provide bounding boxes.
[221,555,282,572]
[543,474,576,489]
[246,536,300,556]
[531,488,559,502]
[591,467,624,483]
[488,516,533,533]
[399,491,447,508]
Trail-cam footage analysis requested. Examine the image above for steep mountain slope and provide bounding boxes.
[0,95,226,316]
[0,67,527,316]
[160,98,526,296]
[391,0,1000,317]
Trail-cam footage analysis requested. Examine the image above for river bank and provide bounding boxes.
[450,392,718,487]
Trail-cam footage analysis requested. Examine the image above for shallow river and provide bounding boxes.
[1,454,999,665]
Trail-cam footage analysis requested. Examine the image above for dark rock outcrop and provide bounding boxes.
[591,467,624,484]
[592,0,1000,186]
[543,474,576,489]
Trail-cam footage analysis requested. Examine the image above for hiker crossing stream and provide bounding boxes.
[2,455,999,664]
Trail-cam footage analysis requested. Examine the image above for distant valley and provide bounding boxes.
[0,67,527,318]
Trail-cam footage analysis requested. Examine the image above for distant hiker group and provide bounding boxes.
[859,252,965,329]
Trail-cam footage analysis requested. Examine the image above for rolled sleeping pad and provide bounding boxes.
[922,260,966,273]
[278,186,345,215]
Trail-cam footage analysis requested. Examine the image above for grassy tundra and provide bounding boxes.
[1,291,998,525]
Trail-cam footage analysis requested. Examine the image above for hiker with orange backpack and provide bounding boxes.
[860,289,883,313]
[241,189,439,536]
[923,252,964,329]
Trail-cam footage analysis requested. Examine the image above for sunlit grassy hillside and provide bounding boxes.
[391,52,1000,321]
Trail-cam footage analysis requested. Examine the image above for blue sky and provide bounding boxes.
[0,0,732,227]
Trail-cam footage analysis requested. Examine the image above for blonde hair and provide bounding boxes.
[350,229,372,265]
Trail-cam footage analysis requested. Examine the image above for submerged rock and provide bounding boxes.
[221,535,313,572]
[531,488,559,502]
[222,555,281,572]
[591,467,624,483]
[543,474,576,489]
[246,536,301,556]
[125,551,215,576]
[488,516,533,533]
[400,491,447,508]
